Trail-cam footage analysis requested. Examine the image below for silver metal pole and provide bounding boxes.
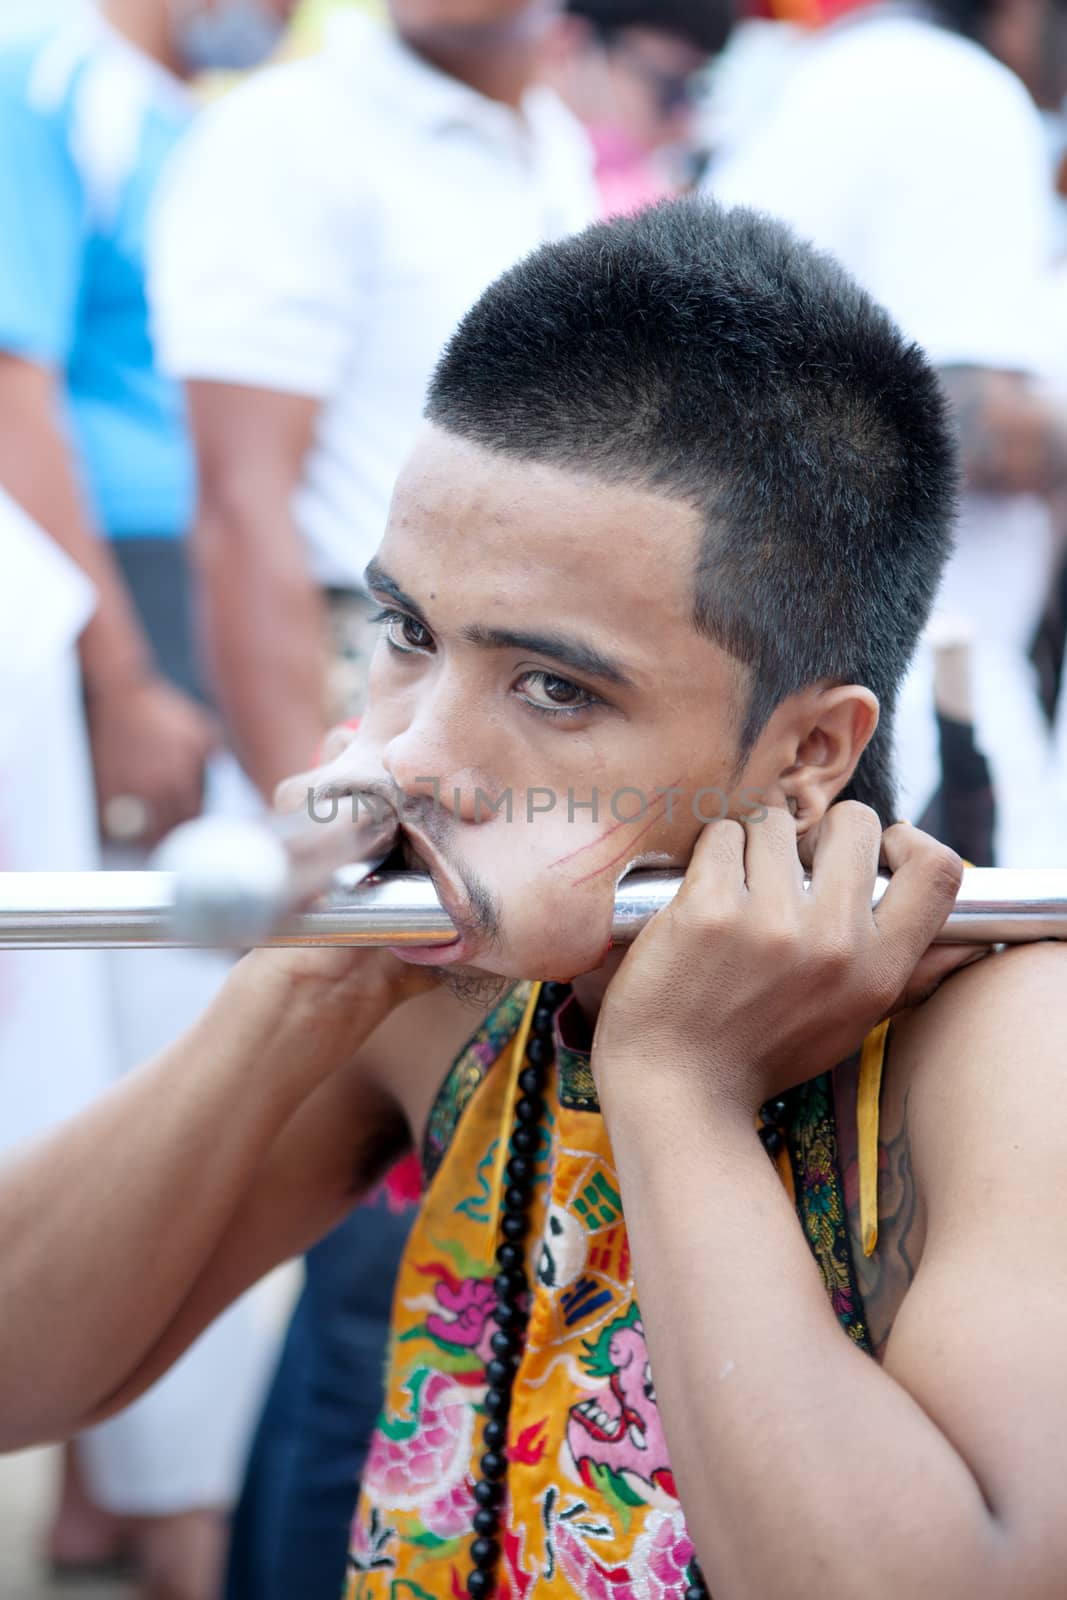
[1,868,1066,949]
[0,871,453,949]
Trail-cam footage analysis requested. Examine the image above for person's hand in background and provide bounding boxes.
[89,674,221,847]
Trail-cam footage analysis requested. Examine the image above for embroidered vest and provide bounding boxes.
[347,984,876,1599]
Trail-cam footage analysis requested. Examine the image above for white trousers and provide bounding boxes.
[0,643,276,1515]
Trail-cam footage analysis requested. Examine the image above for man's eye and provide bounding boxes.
[372,608,433,654]
[515,670,599,718]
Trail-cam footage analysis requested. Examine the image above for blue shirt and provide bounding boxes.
[0,17,194,539]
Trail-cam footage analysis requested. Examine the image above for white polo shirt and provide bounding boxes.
[708,12,1059,864]
[150,11,597,588]
[709,13,1050,372]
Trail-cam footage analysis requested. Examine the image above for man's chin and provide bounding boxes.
[390,924,615,990]
[434,951,614,990]
[427,965,514,1009]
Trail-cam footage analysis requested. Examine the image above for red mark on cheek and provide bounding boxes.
[546,777,683,870]
[571,810,667,888]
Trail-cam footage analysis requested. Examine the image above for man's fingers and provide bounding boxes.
[320,722,360,764]
[885,943,990,1015]
[272,727,357,814]
[738,804,806,918]
[273,769,315,815]
[806,802,883,920]
[875,821,964,964]
[272,733,397,839]
[672,817,747,922]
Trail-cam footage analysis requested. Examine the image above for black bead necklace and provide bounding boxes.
[758,1093,792,1160]
[464,981,714,1600]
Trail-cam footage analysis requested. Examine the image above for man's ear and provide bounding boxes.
[778,685,879,832]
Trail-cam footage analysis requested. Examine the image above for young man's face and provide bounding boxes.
[342,425,797,983]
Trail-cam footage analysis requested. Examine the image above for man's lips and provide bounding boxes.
[385,830,472,962]
[388,936,475,967]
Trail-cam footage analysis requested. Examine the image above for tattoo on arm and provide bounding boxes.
[851,1088,923,1359]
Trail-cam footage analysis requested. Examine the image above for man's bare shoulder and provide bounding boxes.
[889,940,1067,1128]
[887,942,1067,1190]
[857,945,1067,1560]
[359,979,516,1150]
[839,943,1067,1353]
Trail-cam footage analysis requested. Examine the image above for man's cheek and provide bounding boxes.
[509,880,618,981]
[466,812,605,895]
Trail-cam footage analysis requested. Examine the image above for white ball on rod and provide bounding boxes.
[153,817,291,946]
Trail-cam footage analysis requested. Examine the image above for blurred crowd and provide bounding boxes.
[1,0,1066,1597]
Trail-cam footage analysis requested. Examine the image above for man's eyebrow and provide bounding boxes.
[363,562,427,620]
[364,562,636,688]
[460,624,636,690]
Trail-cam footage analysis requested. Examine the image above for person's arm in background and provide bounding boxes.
[879,64,1067,501]
[185,380,331,797]
[0,70,217,844]
[149,72,368,799]
[0,356,218,841]
[709,48,1064,503]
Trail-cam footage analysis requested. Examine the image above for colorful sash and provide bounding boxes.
[347,984,878,1598]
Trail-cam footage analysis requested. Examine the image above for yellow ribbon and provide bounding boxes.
[857,1018,890,1258]
[853,852,973,1254]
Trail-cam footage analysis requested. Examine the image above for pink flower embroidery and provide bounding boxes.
[361,1370,475,1515]
[554,1508,695,1600]
[554,1518,622,1600]
[630,1509,695,1599]
[422,1476,477,1539]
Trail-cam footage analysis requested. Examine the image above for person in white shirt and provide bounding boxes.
[0,5,293,1596]
[149,9,596,1595]
[708,0,1067,867]
[151,0,597,801]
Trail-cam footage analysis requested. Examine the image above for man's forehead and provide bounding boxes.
[383,425,702,623]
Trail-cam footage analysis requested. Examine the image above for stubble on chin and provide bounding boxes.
[429,966,514,1012]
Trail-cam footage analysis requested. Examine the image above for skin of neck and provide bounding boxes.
[570,950,625,1029]
[100,0,188,77]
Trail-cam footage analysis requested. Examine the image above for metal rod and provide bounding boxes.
[1,868,1066,950]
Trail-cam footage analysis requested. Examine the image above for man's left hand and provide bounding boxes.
[592,804,981,1115]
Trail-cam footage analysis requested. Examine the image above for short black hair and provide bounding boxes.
[566,0,733,56]
[426,199,957,824]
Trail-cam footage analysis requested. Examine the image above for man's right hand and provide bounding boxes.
[87,674,221,848]
[251,723,438,1006]
[243,943,437,1055]
[271,716,365,815]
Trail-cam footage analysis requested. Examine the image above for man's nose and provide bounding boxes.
[383,710,501,827]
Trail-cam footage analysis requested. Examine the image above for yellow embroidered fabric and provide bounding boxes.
[346,985,887,1599]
